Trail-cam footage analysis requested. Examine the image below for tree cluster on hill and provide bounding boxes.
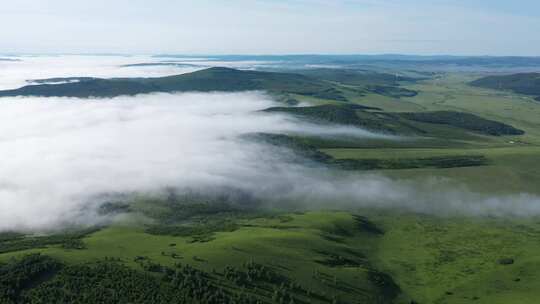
[247,132,489,171]
[263,104,524,136]
[366,85,418,98]
[146,219,239,243]
[398,111,525,136]
[0,254,61,304]
[0,228,99,254]
[244,133,332,163]
[470,73,540,97]
[3,255,265,304]
[224,261,289,288]
[0,67,348,102]
[332,155,489,170]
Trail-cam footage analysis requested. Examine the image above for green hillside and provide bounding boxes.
[0,67,347,101]
[263,104,524,136]
[0,67,423,102]
[3,208,540,304]
[470,73,540,98]
[398,111,525,136]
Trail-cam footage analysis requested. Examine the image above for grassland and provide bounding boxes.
[2,69,540,303]
[3,210,540,304]
[311,72,540,196]
[0,211,408,303]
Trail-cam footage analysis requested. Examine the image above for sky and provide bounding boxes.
[0,0,539,56]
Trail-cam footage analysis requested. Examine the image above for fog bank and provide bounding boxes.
[0,91,539,232]
[0,91,399,231]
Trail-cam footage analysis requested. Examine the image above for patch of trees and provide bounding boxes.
[0,254,61,304]
[224,261,289,287]
[263,105,524,137]
[247,132,489,171]
[311,267,400,303]
[398,111,525,136]
[315,254,363,268]
[0,228,99,254]
[146,219,239,243]
[470,73,540,96]
[367,270,401,303]
[140,188,259,225]
[263,104,425,135]
[299,87,348,101]
[331,155,489,170]
[367,85,418,98]
[498,258,515,265]
[245,133,332,164]
[263,104,380,126]
[353,215,384,235]
[0,67,349,102]
[1,252,402,304]
[18,258,263,304]
[97,201,131,216]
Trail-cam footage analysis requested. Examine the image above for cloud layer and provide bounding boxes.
[0,55,204,90]
[0,91,539,232]
[0,91,393,231]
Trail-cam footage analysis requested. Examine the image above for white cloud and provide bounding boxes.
[0,91,392,231]
[0,55,205,90]
[0,91,539,232]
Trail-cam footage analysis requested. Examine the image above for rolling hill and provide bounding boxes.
[470,73,540,99]
[0,67,348,101]
[263,104,524,136]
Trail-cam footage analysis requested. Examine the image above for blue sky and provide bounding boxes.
[1,0,539,55]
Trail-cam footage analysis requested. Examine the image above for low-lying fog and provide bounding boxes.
[0,55,203,90]
[0,55,277,90]
[0,92,393,231]
[0,56,539,232]
[0,91,539,232]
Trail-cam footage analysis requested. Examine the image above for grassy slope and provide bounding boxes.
[405,74,540,177]
[369,212,540,304]
[317,73,540,195]
[291,73,540,302]
[470,73,540,97]
[264,104,523,138]
[321,146,540,195]
[0,212,407,304]
[400,74,540,143]
[3,211,540,304]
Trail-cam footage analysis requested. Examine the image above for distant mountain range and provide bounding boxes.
[152,54,540,71]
